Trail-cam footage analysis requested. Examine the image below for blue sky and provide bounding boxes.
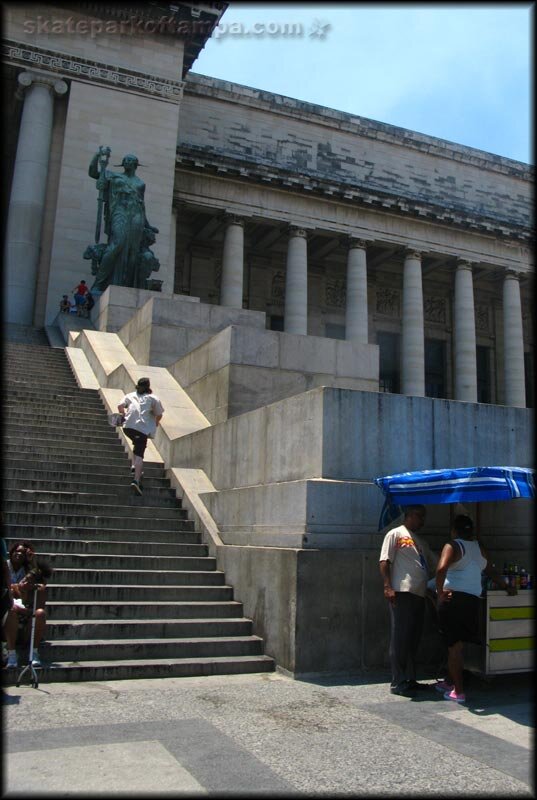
[193,3,533,164]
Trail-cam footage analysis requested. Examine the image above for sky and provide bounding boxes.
[192,2,533,164]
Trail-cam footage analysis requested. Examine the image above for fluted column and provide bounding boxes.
[220,214,244,308]
[454,260,478,402]
[401,250,425,396]
[345,238,368,343]
[284,226,308,335]
[503,270,526,407]
[5,71,68,324]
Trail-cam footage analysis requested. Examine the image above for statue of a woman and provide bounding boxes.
[88,148,159,292]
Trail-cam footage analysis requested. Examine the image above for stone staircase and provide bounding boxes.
[3,333,274,681]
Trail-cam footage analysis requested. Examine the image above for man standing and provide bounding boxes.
[379,505,437,696]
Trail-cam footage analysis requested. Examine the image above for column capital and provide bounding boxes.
[288,225,308,239]
[456,259,474,271]
[504,268,522,281]
[347,237,369,250]
[17,70,68,97]
[223,212,245,228]
[404,249,422,261]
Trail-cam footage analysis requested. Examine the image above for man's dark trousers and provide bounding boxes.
[388,591,425,688]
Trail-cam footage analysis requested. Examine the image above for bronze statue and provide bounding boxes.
[85,147,160,293]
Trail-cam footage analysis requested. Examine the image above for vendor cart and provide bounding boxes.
[374,465,535,677]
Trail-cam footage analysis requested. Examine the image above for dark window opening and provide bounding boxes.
[476,345,492,404]
[425,338,446,398]
[378,331,400,394]
[524,351,534,408]
[325,323,346,340]
[269,315,284,332]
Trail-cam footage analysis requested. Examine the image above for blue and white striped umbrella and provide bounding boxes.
[374,466,535,530]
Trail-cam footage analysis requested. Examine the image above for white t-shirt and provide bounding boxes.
[379,524,437,597]
[120,391,164,437]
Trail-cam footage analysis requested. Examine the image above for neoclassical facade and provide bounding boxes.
[3,1,534,409]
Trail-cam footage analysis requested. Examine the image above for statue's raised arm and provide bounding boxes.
[89,146,111,180]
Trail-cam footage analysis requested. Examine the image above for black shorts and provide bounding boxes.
[437,591,481,646]
[124,428,148,458]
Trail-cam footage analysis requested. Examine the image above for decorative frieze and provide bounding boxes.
[475,304,490,333]
[376,286,400,318]
[3,39,185,102]
[424,295,446,325]
[325,278,346,308]
[271,271,285,304]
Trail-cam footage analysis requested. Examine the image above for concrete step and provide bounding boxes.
[5,462,166,479]
[4,327,50,345]
[3,474,176,494]
[5,388,101,403]
[47,618,253,640]
[4,488,181,508]
[4,537,206,557]
[4,499,188,521]
[26,552,216,571]
[4,513,195,532]
[46,600,243,619]
[40,635,264,661]
[4,430,127,446]
[47,584,234,602]
[2,655,275,684]
[5,412,115,427]
[5,443,129,459]
[5,524,196,541]
[5,455,158,471]
[50,569,226,586]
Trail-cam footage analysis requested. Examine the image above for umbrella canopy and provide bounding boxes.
[374,466,535,530]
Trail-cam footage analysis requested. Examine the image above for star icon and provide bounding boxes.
[309,19,331,39]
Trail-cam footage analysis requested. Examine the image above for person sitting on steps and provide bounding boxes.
[3,559,53,669]
[118,377,164,496]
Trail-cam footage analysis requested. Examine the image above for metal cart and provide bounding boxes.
[374,465,535,678]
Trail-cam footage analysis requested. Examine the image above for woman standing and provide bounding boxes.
[435,514,515,703]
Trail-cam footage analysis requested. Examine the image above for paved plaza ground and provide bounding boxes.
[2,668,533,796]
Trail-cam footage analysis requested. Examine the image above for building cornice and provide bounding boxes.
[184,73,533,180]
[175,145,533,244]
[2,38,185,103]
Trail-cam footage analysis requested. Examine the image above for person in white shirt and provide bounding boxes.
[118,377,164,496]
[379,505,437,696]
[435,514,515,704]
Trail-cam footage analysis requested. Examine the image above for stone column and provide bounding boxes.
[401,250,425,396]
[220,214,244,308]
[284,226,308,335]
[5,71,68,325]
[345,238,368,343]
[454,260,478,402]
[503,270,526,407]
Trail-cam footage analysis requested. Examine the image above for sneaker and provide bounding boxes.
[435,680,454,693]
[406,680,430,691]
[131,479,143,496]
[31,653,42,667]
[390,683,416,697]
[444,689,466,703]
[6,652,18,669]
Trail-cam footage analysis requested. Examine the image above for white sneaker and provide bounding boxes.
[6,652,18,668]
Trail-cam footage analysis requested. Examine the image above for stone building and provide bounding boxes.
[2,2,534,675]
